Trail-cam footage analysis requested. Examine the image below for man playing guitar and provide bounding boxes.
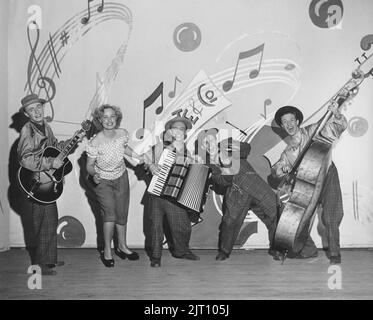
[17,93,74,275]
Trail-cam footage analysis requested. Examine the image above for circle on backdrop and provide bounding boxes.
[173,23,202,52]
[347,116,369,137]
[309,0,344,29]
[57,216,86,247]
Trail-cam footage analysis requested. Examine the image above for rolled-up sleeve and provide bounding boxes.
[272,151,291,178]
[304,115,347,142]
[319,114,347,140]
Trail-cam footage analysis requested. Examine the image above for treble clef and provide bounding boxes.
[27,21,56,122]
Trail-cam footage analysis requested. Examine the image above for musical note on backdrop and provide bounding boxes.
[284,63,295,71]
[81,0,94,24]
[97,0,105,13]
[168,76,181,98]
[222,43,265,92]
[27,23,56,122]
[136,82,164,139]
[261,98,272,119]
[81,0,104,24]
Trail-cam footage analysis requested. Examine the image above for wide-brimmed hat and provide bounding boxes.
[19,94,46,113]
[274,106,303,127]
[164,116,193,131]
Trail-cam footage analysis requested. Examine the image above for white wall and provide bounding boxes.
[0,0,10,252]
[6,0,373,249]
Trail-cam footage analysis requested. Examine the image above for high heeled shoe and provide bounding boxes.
[101,254,114,268]
[115,248,139,261]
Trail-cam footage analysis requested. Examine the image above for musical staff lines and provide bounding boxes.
[24,3,132,97]
[157,58,300,119]
[48,33,62,78]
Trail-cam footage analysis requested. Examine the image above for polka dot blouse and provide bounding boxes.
[86,130,129,180]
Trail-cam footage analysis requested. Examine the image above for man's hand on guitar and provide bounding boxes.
[52,158,64,169]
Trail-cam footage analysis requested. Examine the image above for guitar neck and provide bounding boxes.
[56,131,82,161]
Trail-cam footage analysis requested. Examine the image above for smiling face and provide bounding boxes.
[170,121,187,142]
[281,113,300,136]
[24,102,45,125]
[100,107,118,130]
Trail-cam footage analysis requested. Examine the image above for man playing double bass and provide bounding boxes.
[272,104,347,264]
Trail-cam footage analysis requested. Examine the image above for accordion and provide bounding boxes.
[147,148,211,213]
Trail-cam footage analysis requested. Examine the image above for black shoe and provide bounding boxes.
[46,261,65,268]
[36,265,57,276]
[215,252,228,261]
[175,251,200,261]
[330,255,341,264]
[115,248,140,261]
[268,248,283,261]
[101,255,114,268]
[150,259,161,267]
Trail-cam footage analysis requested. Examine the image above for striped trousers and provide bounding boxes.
[30,202,58,265]
[219,161,278,255]
[297,162,344,257]
[148,195,191,260]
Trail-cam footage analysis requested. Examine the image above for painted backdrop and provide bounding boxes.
[6,0,373,249]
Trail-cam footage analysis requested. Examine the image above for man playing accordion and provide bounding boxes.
[144,116,200,268]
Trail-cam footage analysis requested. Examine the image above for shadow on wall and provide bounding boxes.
[131,162,153,257]
[8,112,34,259]
[76,125,103,253]
[77,152,104,253]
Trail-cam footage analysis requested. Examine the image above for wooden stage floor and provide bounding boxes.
[1,248,372,300]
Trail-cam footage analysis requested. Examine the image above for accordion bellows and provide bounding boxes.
[147,148,211,212]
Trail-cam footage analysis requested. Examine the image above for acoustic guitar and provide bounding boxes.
[18,120,91,204]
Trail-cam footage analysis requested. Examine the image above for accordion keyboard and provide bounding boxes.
[147,148,176,196]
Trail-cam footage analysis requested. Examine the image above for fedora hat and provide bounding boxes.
[164,116,192,131]
[19,94,46,113]
[274,106,303,127]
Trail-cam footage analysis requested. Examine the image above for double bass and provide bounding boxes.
[274,56,373,260]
